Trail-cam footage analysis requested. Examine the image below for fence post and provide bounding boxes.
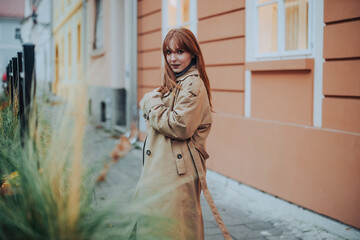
[5,64,9,96]
[17,52,25,142]
[12,57,18,115]
[9,60,14,106]
[23,43,36,135]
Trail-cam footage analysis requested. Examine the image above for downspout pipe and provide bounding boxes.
[131,0,138,142]
[124,0,138,143]
[50,0,54,93]
[82,0,88,84]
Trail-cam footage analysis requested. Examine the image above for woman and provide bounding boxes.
[130,28,231,240]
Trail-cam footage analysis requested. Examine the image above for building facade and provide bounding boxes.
[21,0,52,93]
[137,0,360,229]
[0,0,25,85]
[86,0,137,130]
[52,0,85,100]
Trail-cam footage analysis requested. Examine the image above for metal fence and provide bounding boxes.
[3,43,36,141]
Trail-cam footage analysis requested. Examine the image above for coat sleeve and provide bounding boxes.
[139,77,207,140]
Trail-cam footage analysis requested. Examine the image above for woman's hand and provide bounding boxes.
[139,90,164,120]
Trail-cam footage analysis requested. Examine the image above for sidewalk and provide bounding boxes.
[83,124,360,240]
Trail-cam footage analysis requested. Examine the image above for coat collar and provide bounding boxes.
[176,66,199,82]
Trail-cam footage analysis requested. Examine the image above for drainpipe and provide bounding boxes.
[50,0,54,93]
[131,0,138,143]
[82,0,88,84]
[124,0,138,143]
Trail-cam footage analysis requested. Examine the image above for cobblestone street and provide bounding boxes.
[82,124,360,240]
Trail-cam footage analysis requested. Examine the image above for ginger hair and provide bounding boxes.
[159,27,212,109]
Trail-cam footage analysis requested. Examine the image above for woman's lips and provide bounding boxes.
[171,64,180,68]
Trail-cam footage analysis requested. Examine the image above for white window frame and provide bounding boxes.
[246,0,314,61]
[161,0,197,40]
[245,0,324,127]
[93,0,104,50]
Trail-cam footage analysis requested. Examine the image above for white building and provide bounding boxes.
[0,0,25,91]
[21,0,52,93]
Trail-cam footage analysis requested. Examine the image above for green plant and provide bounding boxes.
[0,89,134,240]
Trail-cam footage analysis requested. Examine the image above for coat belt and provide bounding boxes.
[187,139,232,240]
[191,139,209,160]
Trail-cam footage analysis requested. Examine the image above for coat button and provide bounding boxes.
[177,154,182,159]
[146,150,151,156]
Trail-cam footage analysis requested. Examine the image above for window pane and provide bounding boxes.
[94,0,103,49]
[77,24,81,63]
[168,0,177,27]
[182,24,190,30]
[258,0,277,4]
[181,0,190,23]
[258,3,278,53]
[68,33,71,64]
[285,0,308,51]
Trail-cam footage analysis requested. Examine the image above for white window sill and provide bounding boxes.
[246,58,314,72]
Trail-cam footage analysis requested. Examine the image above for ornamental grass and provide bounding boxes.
[0,87,136,240]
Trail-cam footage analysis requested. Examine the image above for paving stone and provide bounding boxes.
[266,236,302,240]
[228,225,263,239]
[204,220,217,229]
[242,238,268,240]
[260,228,284,237]
[205,226,222,235]
[245,221,274,230]
[205,233,225,240]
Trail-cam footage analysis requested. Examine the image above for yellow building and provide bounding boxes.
[53,0,85,99]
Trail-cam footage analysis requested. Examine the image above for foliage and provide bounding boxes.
[0,91,137,240]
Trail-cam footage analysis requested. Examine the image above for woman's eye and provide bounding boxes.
[166,50,171,54]
[177,50,184,54]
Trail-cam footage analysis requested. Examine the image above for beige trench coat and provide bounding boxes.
[132,66,212,240]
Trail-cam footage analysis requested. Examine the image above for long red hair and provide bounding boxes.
[159,28,212,109]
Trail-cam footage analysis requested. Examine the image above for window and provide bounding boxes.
[93,0,103,50]
[77,24,81,63]
[55,44,59,88]
[246,0,312,60]
[61,37,64,80]
[162,0,197,38]
[68,31,71,78]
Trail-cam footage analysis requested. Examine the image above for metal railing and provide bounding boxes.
[3,43,36,142]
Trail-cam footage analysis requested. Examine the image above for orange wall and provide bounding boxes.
[323,0,360,134]
[251,70,313,125]
[137,0,162,98]
[198,0,245,116]
[137,0,360,228]
[206,114,360,229]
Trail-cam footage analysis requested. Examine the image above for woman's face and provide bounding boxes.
[166,38,192,73]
